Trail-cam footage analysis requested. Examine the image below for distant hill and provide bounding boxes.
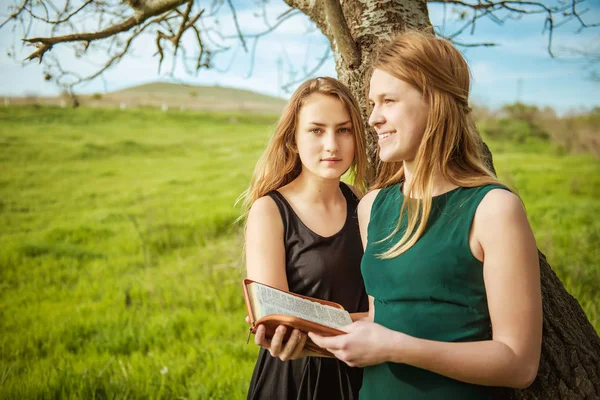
[6,82,288,114]
[116,82,284,102]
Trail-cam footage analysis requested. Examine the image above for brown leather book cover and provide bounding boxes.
[242,278,348,357]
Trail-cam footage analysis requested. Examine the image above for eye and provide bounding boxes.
[310,128,322,134]
[384,99,394,104]
[338,127,351,134]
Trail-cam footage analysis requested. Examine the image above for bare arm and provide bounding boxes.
[245,196,308,359]
[245,196,288,291]
[311,189,542,389]
[357,189,380,323]
[385,189,542,388]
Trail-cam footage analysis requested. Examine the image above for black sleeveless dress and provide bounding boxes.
[247,182,369,400]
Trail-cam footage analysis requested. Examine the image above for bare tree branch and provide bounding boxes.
[570,1,600,31]
[560,41,600,82]
[224,9,300,40]
[323,0,360,68]
[226,0,248,52]
[220,7,302,80]
[429,0,599,57]
[0,0,29,30]
[282,45,331,92]
[23,0,188,62]
[2,0,597,95]
[172,1,195,56]
[1,0,309,91]
[23,0,92,25]
[438,36,498,48]
[153,1,204,74]
[55,14,159,86]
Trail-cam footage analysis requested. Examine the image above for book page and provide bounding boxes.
[249,282,352,329]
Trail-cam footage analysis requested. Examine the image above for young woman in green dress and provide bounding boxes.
[309,31,543,399]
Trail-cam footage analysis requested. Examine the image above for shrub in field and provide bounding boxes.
[475,102,599,157]
[483,118,550,143]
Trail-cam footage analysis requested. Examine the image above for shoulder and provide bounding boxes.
[359,189,382,210]
[357,189,382,222]
[473,188,530,241]
[247,195,283,230]
[476,188,525,219]
[249,194,279,215]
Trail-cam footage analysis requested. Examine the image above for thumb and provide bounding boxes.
[307,332,322,343]
[309,332,343,350]
[308,332,330,348]
[340,321,360,333]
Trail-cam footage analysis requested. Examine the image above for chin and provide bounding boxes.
[378,146,413,163]
[319,172,344,180]
[378,153,403,163]
[315,168,346,180]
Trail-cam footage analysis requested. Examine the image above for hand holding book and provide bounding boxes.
[242,279,353,357]
[254,323,309,360]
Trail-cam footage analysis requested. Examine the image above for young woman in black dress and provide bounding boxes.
[241,77,369,400]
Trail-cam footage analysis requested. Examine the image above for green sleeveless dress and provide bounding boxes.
[360,183,507,400]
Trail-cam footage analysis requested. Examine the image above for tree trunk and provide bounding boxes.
[285,1,600,398]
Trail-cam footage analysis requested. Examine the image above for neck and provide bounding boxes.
[402,159,456,198]
[293,170,341,204]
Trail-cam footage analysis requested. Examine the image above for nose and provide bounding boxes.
[368,105,384,128]
[323,130,339,153]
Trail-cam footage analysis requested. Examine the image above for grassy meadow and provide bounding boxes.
[1,105,599,399]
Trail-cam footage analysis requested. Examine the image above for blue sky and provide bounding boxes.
[1,0,599,113]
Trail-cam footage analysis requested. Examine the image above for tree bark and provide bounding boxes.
[285,1,600,398]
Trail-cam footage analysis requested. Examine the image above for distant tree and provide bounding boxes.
[2,1,599,398]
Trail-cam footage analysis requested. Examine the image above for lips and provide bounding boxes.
[321,158,341,162]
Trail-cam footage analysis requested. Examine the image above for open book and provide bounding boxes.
[242,279,352,357]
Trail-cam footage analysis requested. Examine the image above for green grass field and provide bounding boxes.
[1,106,598,399]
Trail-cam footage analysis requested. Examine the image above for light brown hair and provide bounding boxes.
[370,31,510,258]
[240,77,368,216]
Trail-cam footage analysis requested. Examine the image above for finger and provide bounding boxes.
[290,331,308,360]
[255,325,269,348]
[278,329,301,361]
[269,326,286,357]
[245,316,251,325]
[308,332,340,350]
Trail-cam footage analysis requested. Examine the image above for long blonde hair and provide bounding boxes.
[371,31,510,259]
[240,77,368,216]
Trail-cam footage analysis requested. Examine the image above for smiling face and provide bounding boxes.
[368,68,430,163]
[295,93,355,181]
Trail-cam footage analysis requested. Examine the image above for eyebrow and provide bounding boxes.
[308,120,352,127]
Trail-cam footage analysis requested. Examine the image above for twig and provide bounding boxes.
[0,0,29,31]
[282,46,331,92]
[430,0,598,57]
[226,0,247,52]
